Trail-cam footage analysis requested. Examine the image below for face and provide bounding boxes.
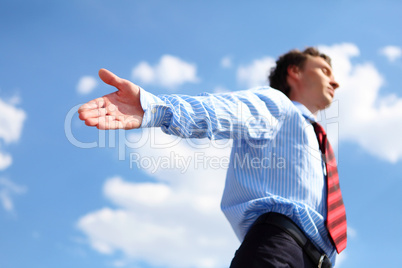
[294,56,339,113]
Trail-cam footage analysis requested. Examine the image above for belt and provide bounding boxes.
[253,212,332,268]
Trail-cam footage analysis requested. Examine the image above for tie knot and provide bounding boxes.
[312,122,326,135]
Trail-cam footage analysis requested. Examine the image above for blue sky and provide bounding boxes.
[1,1,402,267]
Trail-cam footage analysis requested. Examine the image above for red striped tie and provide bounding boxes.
[313,122,347,253]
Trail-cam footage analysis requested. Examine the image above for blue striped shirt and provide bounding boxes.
[139,86,337,263]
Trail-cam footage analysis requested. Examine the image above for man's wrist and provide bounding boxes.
[139,87,170,128]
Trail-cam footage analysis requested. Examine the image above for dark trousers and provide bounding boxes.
[230,222,316,268]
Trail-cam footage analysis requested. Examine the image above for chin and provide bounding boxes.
[324,95,333,106]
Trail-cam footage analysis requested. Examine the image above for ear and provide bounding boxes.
[286,65,301,100]
[287,65,300,80]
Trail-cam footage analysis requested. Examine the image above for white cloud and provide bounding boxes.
[220,56,232,68]
[0,96,26,212]
[131,62,154,84]
[319,43,402,163]
[132,55,199,90]
[0,96,26,174]
[103,177,172,208]
[77,129,238,268]
[0,98,26,144]
[0,151,12,171]
[0,178,27,212]
[237,56,275,88]
[379,45,402,62]
[77,76,98,95]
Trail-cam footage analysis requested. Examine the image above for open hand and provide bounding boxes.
[78,69,144,130]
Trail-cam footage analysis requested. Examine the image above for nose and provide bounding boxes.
[330,76,340,90]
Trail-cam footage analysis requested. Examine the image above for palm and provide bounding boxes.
[78,69,144,130]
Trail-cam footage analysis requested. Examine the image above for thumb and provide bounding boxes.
[98,68,125,89]
[98,68,141,96]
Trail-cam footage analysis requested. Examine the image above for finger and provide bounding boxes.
[78,98,106,112]
[98,68,123,88]
[84,115,118,129]
[79,108,108,120]
[98,68,137,93]
[97,116,123,130]
[95,115,142,130]
[84,117,100,127]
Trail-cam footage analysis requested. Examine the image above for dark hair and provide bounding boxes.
[268,47,332,97]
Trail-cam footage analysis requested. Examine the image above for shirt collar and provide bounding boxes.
[292,101,316,122]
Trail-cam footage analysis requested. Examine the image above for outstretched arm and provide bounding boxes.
[78,69,144,130]
[78,69,288,140]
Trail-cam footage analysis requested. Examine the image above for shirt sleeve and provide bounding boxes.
[139,86,290,140]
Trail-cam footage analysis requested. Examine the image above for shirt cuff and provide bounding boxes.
[139,87,172,128]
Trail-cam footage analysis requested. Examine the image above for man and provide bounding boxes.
[78,47,346,267]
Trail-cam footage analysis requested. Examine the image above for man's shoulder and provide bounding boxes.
[249,86,297,112]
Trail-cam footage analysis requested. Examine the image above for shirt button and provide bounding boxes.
[151,108,157,114]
